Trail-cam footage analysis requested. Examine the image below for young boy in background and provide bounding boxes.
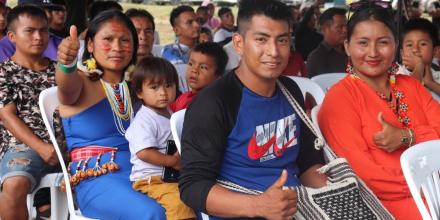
[401,18,440,96]
[170,42,228,112]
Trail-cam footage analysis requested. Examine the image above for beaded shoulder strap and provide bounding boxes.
[277,80,338,161]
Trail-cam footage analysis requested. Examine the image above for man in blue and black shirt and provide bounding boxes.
[179,0,327,219]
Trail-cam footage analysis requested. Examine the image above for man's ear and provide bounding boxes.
[232,32,244,56]
[173,25,180,37]
[7,30,15,44]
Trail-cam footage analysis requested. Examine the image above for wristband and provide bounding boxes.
[58,58,78,74]
[401,129,410,146]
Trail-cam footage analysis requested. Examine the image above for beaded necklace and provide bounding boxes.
[100,79,133,135]
[350,71,411,127]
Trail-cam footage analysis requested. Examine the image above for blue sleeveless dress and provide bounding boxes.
[62,99,166,220]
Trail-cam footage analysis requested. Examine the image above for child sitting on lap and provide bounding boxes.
[125,57,195,220]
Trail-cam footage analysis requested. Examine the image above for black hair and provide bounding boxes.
[130,57,179,106]
[7,5,47,32]
[200,26,212,35]
[237,0,291,35]
[83,10,138,80]
[170,5,194,27]
[403,18,439,47]
[319,7,346,26]
[196,6,208,13]
[218,7,232,18]
[88,1,122,21]
[191,42,228,76]
[0,3,7,16]
[126,8,156,31]
[347,6,396,42]
[47,0,66,11]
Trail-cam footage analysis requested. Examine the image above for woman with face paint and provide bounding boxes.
[55,10,166,219]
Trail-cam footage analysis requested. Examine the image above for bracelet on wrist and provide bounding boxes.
[401,129,410,147]
[58,59,78,74]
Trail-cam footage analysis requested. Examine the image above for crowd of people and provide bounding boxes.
[0,0,439,219]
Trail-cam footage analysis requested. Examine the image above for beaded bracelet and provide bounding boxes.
[58,58,78,74]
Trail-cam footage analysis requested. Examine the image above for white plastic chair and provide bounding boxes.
[288,76,325,105]
[310,104,336,162]
[153,31,160,45]
[169,109,210,219]
[400,140,440,220]
[39,86,97,220]
[170,109,186,154]
[151,44,164,57]
[27,172,64,220]
[310,104,323,138]
[174,64,190,93]
[223,41,240,73]
[311,73,346,92]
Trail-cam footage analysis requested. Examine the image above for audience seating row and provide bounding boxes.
[34,73,439,219]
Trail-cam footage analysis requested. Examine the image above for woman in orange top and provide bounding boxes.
[318,6,440,220]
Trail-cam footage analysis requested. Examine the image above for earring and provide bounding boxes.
[387,61,399,76]
[84,55,97,71]
[346,60,355,75]
[388,62,399,85]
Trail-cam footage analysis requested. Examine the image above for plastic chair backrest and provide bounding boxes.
[400,140,440,220]
[311,73,346,92]
[174,64,190,93]
[310,104,323,138]
[170,109,186,154]
[223,41,240,73]
[169,108,210,219]
[288,76,325,105]
[310,104,335,162]
[151,44,164,57]
[39,87,97,220]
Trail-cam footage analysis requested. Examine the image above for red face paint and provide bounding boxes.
[90,20,134,72]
